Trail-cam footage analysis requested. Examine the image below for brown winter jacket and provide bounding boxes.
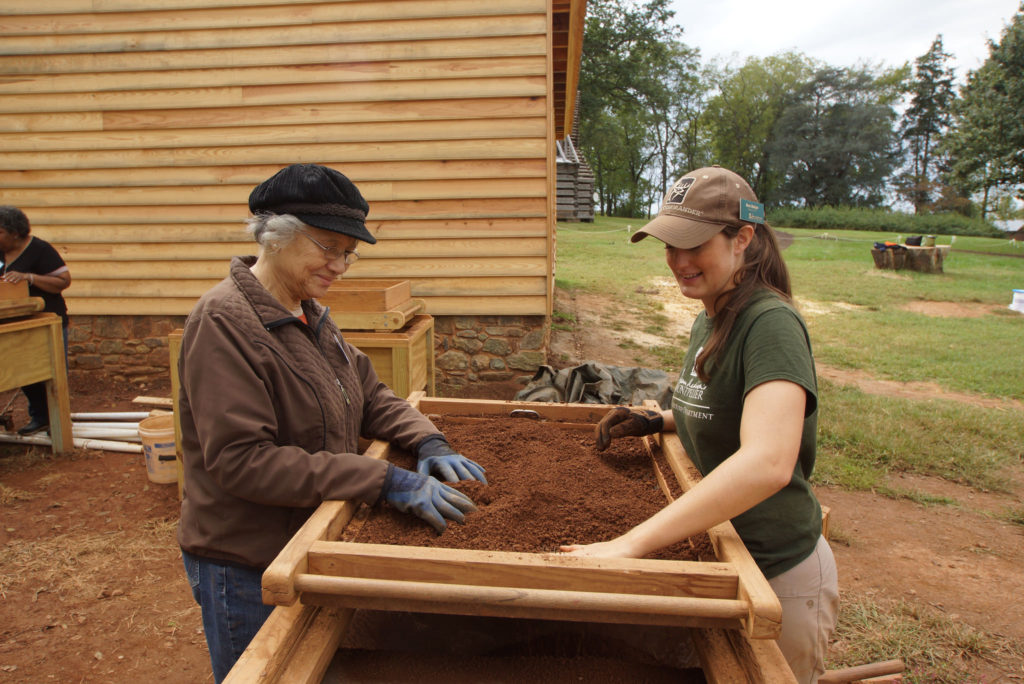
[177,256,440,569]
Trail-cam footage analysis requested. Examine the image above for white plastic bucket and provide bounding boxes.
[1010,289,1024,314]
[138,414,178,484]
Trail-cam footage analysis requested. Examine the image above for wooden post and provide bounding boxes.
[168,329,184,500]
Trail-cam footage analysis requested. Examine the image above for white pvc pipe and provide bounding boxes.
[71,428,141,442]
[70,421,141,430]
[0,432,143,453]
[71,412,150,421]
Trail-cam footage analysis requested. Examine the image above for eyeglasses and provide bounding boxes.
[299,230,360,265]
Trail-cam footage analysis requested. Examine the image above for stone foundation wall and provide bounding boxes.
[65,314,550,392]
[432,315,548,394]
[67,315,187,383]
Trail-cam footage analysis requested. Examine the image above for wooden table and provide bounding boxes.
[0,313,73,453]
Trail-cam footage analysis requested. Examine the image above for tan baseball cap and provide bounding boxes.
[631,166,765,249]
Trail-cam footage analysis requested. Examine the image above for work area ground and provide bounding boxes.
[1,372,1022,682]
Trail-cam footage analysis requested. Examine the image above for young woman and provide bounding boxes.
[561,166,838,683]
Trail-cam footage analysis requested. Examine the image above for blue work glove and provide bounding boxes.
[380,463,477,534]
[416,434,488,484]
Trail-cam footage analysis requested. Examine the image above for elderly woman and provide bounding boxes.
[0,206,72,436]
[177,164,484,682]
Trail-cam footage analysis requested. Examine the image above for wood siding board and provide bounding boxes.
[2,0,477,13]
[68,262,236,278]
[57,237,546,261]
[0,76,548,113]
[0,16,548,55]
[0,160,546,186]
[69,276,546,297]
[63,295,548,317]
[0,139,548,170]
[0,36,548,75]
[0,57,548,96]
[0,180,547,207]
[62,256,546,276]
[97,98,548,133]
[0,118,547,153]
[23,198,548,224]
[1,0,548,35]
[35,218,548,243]
[101,98,552,133]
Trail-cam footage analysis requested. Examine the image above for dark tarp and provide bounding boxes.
[513,361,674,409]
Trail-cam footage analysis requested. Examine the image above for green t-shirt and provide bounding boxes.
[671,290,822,579]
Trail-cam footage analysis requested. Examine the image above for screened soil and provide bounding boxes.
[335,415,714,681]
[353,414,713,561]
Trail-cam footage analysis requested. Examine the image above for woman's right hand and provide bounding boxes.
[381,465,476,534]
[559,536,639,558]
[594,406,665,451]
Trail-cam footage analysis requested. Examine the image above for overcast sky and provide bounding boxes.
[670,0,1021,79]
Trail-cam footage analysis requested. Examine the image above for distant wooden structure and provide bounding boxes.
[555,96,594,221]
[0,0,586,321]
[871,245,950,273]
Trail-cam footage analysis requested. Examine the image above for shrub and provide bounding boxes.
[766,206,1003,237]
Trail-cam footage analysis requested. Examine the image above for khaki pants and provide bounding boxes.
[768,535,839,683]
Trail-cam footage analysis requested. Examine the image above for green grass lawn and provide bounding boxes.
[556,216,1023,491]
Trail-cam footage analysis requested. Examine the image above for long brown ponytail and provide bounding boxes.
[694,224,791,382]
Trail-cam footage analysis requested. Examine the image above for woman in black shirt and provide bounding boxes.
[0,206,72,435]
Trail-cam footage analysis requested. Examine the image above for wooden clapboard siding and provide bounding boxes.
[0,78,549,115]
[0,0,585,318]
[0,57,548,96]
[1,139,548,169]
[65,295,548,316]
[2,0,549,34]
[0,160,548,186]
[59,237,546,262]
[1,16,549,55]
[35,218,548,243]
[0,98,548,133]
[2,178,549,205]
[0,118,548,152]
[0,36,548,75]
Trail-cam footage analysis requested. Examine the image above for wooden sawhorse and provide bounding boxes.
[0,313,73,453]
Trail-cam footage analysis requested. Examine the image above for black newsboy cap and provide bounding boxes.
[248,163,376,244]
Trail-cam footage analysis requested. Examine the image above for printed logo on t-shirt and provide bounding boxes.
[674,348,713,421]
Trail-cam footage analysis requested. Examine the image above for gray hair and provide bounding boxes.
[245,213,304,251]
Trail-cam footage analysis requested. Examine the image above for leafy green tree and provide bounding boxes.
[703,52,816,201]
[578,0,677,216]
[943,4,1024,216]
[646,42,707,203]
[900,35,956,212]
[768,66,904,207]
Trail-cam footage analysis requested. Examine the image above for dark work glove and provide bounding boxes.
[380,464,477,534]
[594,406,664,452]
[416,434,488,484]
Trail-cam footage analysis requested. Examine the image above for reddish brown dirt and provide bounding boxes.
[356,415,708,561]
[0,374,210,683]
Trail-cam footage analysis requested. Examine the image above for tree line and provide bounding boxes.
[578,0,1024,225]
